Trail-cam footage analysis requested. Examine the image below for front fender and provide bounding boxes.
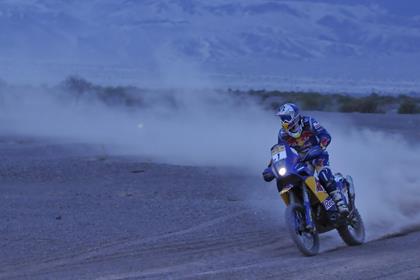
[279,183,294,205]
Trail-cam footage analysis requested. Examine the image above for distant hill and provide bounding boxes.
[1,0,420,91]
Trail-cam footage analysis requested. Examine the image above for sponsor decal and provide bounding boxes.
[320,138,329,147]
[271,145,285,155]
[296,132,314,146]
[323,198,335,210]
[314,158,325,167]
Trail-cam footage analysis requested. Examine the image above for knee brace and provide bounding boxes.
[318,167,337,193]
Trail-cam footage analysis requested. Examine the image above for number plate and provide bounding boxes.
[271,145,287,162]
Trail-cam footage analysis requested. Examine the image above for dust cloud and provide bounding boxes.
[1,80,419,241]
[329,124,420,240]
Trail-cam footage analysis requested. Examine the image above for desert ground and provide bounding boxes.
[0,112,419,280]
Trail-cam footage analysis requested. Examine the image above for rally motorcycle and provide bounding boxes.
[269,143,365,256]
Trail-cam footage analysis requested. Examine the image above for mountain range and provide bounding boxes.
[1,0,420,92]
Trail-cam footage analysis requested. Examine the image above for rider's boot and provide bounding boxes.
[319,167,349,216]
[331,190,349,215]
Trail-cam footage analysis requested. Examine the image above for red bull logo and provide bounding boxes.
[316,182,326,193]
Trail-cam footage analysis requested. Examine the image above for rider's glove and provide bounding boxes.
[262,168,275,182]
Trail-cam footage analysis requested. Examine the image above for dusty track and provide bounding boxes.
[0,132,419,280]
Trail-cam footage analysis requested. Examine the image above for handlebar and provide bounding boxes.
[300,146,324,162]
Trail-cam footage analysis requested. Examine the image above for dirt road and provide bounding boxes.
[0,132,419,279]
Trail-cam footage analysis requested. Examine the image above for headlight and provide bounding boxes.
[279,167,287,176]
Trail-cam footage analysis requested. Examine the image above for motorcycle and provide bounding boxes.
[269,143,365,256]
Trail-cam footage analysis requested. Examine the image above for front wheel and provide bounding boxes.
[285,203,319,256]
[337,209,365,246]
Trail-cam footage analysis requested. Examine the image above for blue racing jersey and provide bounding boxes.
[278,116,331,154]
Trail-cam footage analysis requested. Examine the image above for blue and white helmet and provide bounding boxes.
[276,103,303,138]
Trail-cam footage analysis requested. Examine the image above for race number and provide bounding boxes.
[271,145,287,162]
[323,198,335,210]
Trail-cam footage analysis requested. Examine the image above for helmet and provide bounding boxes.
[276,103,303,138]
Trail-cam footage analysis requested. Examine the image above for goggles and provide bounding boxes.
[279,115,300,132]
[279,115,292,123]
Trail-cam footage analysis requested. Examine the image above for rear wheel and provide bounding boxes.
[285,203,319,256]
[337,208,365,246]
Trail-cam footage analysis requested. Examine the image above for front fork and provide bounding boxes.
[289,185,315,231]
[302,185,315,230]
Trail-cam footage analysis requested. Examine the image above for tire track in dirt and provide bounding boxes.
[0,210,252,278]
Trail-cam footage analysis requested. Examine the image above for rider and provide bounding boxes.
[262,103,349,215]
